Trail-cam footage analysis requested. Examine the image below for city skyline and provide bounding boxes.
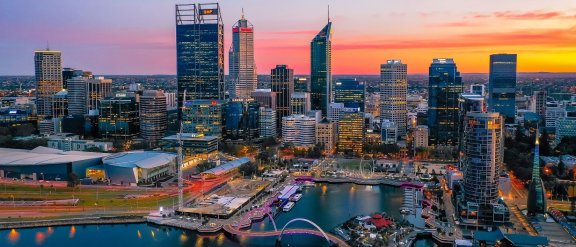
[1,0,575,75]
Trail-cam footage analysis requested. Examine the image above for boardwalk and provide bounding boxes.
[223,224,350,247]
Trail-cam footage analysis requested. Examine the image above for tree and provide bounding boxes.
[68,172,80,187]
[239,162,258,177]
[196,161,216,173]
[558,160,565,177]
[539,129,551,156]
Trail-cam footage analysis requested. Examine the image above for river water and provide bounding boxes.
[2,183,436,247]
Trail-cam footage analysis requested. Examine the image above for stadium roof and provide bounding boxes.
[0,147,109,166]
[201,157,250,176]
[103,151,176,169]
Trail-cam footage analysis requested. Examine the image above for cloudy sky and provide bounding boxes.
[1,0,575,75]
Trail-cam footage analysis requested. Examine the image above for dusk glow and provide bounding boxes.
[1,0,575,75]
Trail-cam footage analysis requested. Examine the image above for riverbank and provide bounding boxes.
[0,215,146,230]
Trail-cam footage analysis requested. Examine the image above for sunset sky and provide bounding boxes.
[1,0,575,75]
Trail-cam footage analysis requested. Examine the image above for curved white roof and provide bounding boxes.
[103,151,176,169]
[201,157,250,176]
[0,147,109,166]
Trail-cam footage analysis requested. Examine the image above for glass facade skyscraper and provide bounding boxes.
[228,12,256,99]
[310,21,332,116]
[176,3,224,118]
[271,65,294,136]
[224,99,259,141]
[334,78,365,112]
[427,58,463,145]
[99,92,140,140]
[488,54,517,123]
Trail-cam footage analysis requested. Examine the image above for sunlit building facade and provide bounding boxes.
[228,13,257,99]
[34,50,63,118]
[380,60,408,138]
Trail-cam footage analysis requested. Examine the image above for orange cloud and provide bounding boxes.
[470,10,576,20]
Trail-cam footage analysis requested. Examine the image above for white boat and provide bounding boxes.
[283,202,295,212]
[290,193,302,202]
[302,181,315,187]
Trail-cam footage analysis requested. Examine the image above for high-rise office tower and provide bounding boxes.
[527,132,547,215]
[282,114,316,148]
[34,49,63,118]
[67,75,112,116]
[271,65,294,135]
[99,92,140,140]
[310,19,332,116]
[380,60,408,138]
[488,54,517,123]
[62,68,79,90]
[182,99,224,137]
[470,84,486,97]
[251,89,277,110]
[52,90,68,118]
[531,91,546,118]
[463,112,503,206]
[427,58,463,145]
[140,90,168,148]
[67,76,89,116]
[290,92,311,115]
[316,118,336,153]
[87,77,112,115]
[176,3,224,118]
[228,11,256,99]
[294,76,310,93]
[224,99,259,141]
[334,78,365,112]
[337,111,364,155]
[258,107,276,138]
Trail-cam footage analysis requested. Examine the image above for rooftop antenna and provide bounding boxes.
[241,8,244,19]
[327,5,330,22]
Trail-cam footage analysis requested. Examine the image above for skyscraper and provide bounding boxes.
[67,75,112,116]
[224,99,259,141]
[380,60,408,138]
[488,54,517,123]
[182,99,224,137]
[99,92,140,140]
[334,78,365,111]
[338,111,364,156]
[527,132,547,215]
[290,92,311,115]
[271,65,294,135]
[176,3,224,118]
[34,49,63,118]
[427,58,463,145]
[282,114,316,148]
[140,90,168,148]
[463,112,503,206]
[310,20,332,116]
[258,107,276,138]
[228,11,256,99]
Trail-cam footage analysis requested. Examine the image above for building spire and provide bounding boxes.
[241,8,244,19]
[327,5,330,22]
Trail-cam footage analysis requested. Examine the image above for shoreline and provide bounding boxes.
[0,215,146,230]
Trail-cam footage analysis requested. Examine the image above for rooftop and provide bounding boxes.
[201,157,250,176]
[162,133,219,142]
[0,147,109,166]
[103,151,176,169]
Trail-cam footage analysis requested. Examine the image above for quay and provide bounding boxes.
[0,215,146,230]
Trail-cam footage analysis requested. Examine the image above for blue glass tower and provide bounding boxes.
[488,54,517,123]
[310,21,332,116]
[427,58,463,145]
[334,78,365,112]
[176,3,224,119]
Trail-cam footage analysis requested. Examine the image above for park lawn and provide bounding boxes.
[0,183,183,210]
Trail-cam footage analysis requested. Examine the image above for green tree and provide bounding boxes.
[68,172,80,187]
[239,162,258,177]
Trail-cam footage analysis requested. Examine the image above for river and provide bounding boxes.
[2,183,436,247]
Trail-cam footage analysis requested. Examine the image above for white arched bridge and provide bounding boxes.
[223,217,348,247]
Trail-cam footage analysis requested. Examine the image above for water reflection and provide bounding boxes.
[35,232,46,245]
[68,226,76,239]
[137,230,142,239]
[8,229,20,244]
